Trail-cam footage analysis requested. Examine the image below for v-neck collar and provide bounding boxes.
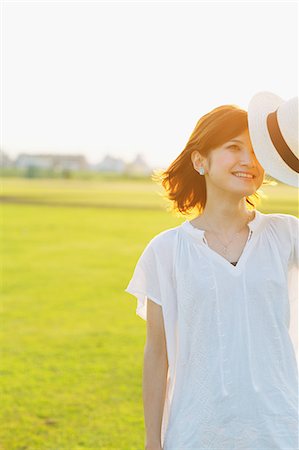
[180,209,265,275]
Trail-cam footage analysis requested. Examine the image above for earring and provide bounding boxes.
[198,167,205,175]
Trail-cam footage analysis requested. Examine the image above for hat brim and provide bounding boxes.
[248,91,298,187]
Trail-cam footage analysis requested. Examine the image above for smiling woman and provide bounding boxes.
[125,101,299,450]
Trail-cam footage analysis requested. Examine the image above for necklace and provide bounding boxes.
[201,211,254,258]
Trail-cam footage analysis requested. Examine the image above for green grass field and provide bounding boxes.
[1,177,298,450]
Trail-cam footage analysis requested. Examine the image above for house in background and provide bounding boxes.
[124,153,152,175]
[91,153,153,175]
[3,150,155,176]
[14,153,89,171]
[92,154,126,173]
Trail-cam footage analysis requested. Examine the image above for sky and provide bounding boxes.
[1,1,298,169]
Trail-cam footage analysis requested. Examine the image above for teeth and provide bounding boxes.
[233,172,253,179]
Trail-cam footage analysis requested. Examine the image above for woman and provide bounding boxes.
[125,97,298,449]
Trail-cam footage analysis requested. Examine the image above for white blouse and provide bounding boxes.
[124,209,299,449]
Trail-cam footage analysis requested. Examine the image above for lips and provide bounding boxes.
[232,172,255,179]
[232,175,255,182]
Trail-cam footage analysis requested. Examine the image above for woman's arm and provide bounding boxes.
[143,298,169,450]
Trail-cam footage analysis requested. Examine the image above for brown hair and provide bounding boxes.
[152,104,270,217]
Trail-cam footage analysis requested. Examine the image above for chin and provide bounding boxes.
[229,185,256,196]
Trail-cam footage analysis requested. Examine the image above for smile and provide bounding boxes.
[232,172,255,180]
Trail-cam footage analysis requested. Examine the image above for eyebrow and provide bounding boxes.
[227,139,244,144]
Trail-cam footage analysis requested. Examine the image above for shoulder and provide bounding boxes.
[150,225,180,245]
[263,212,298,243]
[265,212,298,221]
[141,224,181,263]
[265,212,298,229]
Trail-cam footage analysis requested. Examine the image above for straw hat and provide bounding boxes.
[247,91,298,187]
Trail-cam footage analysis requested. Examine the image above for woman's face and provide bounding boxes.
[195,129,265,195]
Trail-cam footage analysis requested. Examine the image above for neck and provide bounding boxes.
[194,199,254,236]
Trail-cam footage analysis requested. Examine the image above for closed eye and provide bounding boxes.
[228,145,240,150]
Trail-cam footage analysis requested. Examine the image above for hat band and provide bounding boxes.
[266,109,299,173]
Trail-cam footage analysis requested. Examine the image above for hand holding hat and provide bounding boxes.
[247,91,298,188]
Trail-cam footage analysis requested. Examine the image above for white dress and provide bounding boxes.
[124,209,299,449]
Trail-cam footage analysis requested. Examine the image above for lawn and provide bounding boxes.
[0,177,298,449]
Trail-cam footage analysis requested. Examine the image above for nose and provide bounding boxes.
[240,147,256,167]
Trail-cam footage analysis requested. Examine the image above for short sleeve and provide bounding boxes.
[124,239,162,321]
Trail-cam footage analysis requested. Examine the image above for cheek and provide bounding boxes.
[212,152,235,169]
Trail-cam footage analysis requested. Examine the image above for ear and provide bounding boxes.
[191,150,204,171]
